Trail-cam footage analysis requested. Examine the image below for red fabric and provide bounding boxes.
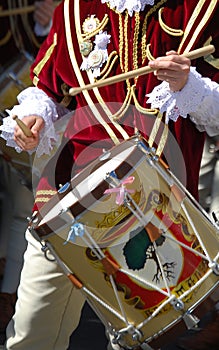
[31,0,219,211]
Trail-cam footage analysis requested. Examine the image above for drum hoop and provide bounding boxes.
[34,136,147,237]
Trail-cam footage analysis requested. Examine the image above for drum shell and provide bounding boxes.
[0,53,34,188]
[0,53,32,112]
[32,137,219,348]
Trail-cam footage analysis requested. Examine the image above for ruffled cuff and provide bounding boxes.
[0,87,59,157]
[146,67,209,124]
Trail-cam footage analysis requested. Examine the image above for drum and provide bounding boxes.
[30,136,219,349]
[0,52,34,188]
[0,136,34,189]
[0,52,33,112]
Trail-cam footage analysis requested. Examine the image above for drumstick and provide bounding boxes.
[69,44,215,96]
[12,115,33,137]
[0,1,60,17]
[0,5,35,16]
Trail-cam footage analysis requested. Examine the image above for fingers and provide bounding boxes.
[14,116,44,151]
[14,134,39,151]
[148,52,191,91]
[34,0,54,27]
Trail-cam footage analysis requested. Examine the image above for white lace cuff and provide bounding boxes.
[146,67,219,135]
[0,87,60,157]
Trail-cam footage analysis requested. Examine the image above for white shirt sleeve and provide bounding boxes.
[1,68,219,157]
[147,67,219,136]
[0,87,69,157]
[34,20,52,37]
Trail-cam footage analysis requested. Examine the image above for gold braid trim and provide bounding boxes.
[131,85,158,115]
[141,0,168,63]
[133,11,140,73]
[97,51,118,79]
[145,44,155,61]
[156,123,168,156]
[123,10,129,74]
[148,112,163,148]
[158,7,184,37]
[33,33,57,82]
[147,111,169,157]
[81,14,109,41]
[35,189,57,204]
[36,190,57,195]
[118,12,124,72]
[111,86,133,121]
[35,197,54,203]
[72,0,129,142]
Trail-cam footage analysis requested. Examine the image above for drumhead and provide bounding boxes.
[40,142,137,226]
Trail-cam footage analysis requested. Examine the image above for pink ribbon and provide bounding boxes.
[104,176,135,205]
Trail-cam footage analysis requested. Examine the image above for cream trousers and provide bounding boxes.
[5,229,85,350]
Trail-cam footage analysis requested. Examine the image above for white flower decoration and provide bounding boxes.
[80,31,111,77]
[101,0,155,16]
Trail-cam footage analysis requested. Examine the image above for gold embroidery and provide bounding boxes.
[33,76,39,86]
[86,0,168,156]
[158,7,183,37]
[81,14,109,41]
[146,44,155,62]
[131,85,158,115]
[35,197,54,203]
[133,11,140,74]
[141,0,168,63]
[97,51,119,79]
[68,0,129,143]
[147,111,169,157]
[115,7,162,118]
[156,122,168,156]
[82,15,100,34]
[123,10,129,75]
[33,33,57,77]
[118,12,124,72]
[148,111,163,148]
[111,86,133,120]
[36,190,57,195]
[35,189,57,204]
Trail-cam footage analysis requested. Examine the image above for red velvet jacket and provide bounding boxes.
[31,0,219,209]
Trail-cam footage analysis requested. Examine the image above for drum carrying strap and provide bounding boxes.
[147,111,169,157]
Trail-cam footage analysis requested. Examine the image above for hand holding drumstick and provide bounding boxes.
[69,45,215,96]
[13,115,45,151]
[12,45,215,151]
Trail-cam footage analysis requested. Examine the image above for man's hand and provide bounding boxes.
[148,51,191,91]
[14,115,45,151]
[34,0,55,28]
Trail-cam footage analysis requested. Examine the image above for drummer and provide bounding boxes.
[1,1,219,350]
[0,0,55,344]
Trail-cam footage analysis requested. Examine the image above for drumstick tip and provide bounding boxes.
[69,87,80,96]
